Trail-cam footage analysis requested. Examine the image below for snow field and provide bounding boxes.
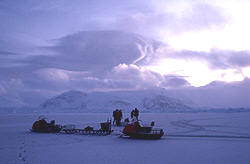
[1,112,250,164]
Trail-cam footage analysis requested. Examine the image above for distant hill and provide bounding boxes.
[40,90,190,113]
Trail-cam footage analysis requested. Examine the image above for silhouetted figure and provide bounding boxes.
[130,110,134,119]
[124,118,129,125]
[113,109,121,126]
[134,108,139,120]
[113,110,116,125]
[119,109,123,119]
[50,120,55,126]
[116,110,123,126]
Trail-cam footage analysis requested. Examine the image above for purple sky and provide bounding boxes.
[1,0,250,107]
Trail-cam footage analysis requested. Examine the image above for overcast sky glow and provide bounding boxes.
[1,0,250,103]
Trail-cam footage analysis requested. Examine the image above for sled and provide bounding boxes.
[61,121,112,136]
[62,129,112,136]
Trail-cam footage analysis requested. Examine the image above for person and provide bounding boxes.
[113,110,116,125]
[124,118,129,125]
[114,109,119,126]
[134,108,139,120]
[130,109,134,119]
[50,120,55,126]
[116,109,122,126]
[119,109,123,120]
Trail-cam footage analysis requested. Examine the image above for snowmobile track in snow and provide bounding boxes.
[166,134,250,139]
[168,117,250,140]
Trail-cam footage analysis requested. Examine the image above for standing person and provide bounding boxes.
[134,108,139,120]
[130,109,134,119]
[116,110,122,126]
[114,109,119,126]
[112,110,116,125]
[119,109,123,119]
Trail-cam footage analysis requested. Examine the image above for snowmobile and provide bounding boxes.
[121,121,164,139]
[31,116,62,133]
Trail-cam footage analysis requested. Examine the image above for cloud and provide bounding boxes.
[1,29,250,97]
[114,1,227,40]
[107,63,190,89]
[32,67,145,92]
[0,50,17,56]
[1,0,250,108]
[0,31,159,100]
[28,31,151,76]
[109,64,162,88]
[31,63,192,92]
[154,46,250,70]
[161,75,190,88]
[141,46,250,86]
[1,29,250,94]
[36,68,89,81]
[177,2,227,31]
[227,51,250,67]
[0,78,24,94]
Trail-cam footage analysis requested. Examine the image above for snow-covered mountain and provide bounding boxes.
[40,90,190,113]
[40,91,88,110]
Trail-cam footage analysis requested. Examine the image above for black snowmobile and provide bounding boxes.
[31,116,62,133]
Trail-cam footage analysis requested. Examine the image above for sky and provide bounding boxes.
[1,0,250,106]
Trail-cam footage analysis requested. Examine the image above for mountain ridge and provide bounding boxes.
[40,89,190,112]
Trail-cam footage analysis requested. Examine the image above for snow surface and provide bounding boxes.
[1,112,250,164]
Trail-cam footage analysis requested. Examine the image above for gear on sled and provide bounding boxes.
[62,120,112,136]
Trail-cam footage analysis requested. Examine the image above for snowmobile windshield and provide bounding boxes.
[38,115,47,121]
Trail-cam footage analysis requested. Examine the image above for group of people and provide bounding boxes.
[112,108,140,126]
[113,109,123,126]
[130,108,139,121]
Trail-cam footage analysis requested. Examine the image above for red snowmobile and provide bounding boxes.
[122,121,164,139]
